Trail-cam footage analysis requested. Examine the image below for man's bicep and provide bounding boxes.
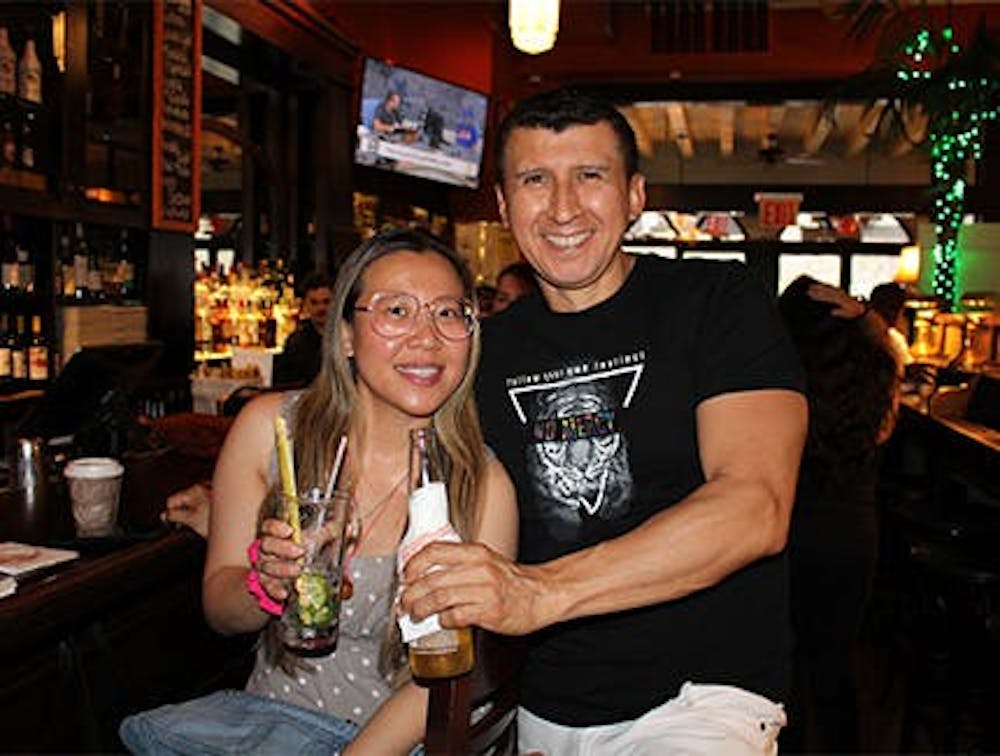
[696,389,807,507]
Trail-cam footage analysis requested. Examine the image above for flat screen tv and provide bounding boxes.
[354,57,489,189]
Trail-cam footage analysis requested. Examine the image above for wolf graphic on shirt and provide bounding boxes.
[506,354,644,542]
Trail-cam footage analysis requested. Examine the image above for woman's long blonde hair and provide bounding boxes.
[264,228,486,674]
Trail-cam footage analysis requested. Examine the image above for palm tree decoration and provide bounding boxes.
[827,1,1000,309]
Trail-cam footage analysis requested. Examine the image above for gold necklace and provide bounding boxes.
[356,470,408,525]
[341,470,407,601]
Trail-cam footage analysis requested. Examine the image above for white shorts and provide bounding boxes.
[518,682,786,756]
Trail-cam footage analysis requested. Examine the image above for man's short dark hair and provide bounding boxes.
[497,262,537,288]
[869,282,907,324]
[300,271,332,297]
[494,87,639,184]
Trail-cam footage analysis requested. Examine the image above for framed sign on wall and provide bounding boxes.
[152,0,202,232]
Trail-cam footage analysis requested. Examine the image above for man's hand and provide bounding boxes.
[806,281,867,320]
[162,482,212,538]
[399,542,549,636]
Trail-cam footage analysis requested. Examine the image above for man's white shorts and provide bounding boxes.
[518,682,786,755]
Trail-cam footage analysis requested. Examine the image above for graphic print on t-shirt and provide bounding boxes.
[506,351,644,541]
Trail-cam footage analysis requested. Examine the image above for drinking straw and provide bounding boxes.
[323,435,348,501]
[274,416,302,544]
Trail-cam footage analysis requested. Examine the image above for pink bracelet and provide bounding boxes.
[246,538,285,616]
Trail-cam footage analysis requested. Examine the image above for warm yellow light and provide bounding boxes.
[895,244,921,284]
[51,11,66,73]
[509,0,559,55]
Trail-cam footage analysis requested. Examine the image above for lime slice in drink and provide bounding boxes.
[295,572,335,627]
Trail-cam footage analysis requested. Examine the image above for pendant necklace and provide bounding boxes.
[340,470,408,600]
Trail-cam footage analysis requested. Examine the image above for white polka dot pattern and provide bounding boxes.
[244,555,395,727]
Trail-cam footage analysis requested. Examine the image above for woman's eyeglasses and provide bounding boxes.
[354,292,476,341]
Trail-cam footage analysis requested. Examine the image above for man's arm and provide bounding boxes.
[400,388,806,635]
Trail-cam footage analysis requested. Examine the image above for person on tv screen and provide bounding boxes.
[372,90,404,136]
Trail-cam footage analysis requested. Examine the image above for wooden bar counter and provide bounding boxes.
[0,447,254,752]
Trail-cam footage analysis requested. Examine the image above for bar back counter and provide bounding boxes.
[0,444,254,752]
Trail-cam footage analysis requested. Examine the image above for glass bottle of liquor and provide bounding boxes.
[87,243,105,302]
[1,214,19,298]
[398,426,475,679]
[10,313,27,385]
[0,28,15,96]
[73,223,90,302]
[0,112,16,169]
[20,108,35,170]
[115,228,135,302]
[0,313,12,387]
[56,232,74,301]
[27,314,48,384]
[17,39,42,104]
[15,240,32,295]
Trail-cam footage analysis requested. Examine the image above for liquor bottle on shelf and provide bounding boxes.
[55,232,71,301]
[20,108,35,170]
[87,244,105,303]
[398,426,475,679]
[0,112,16,169]
[115,228,135,303]
[1,214,19,297]
[0,313,12,388]
[16,240,33,295]
[72,222,90,302]
[27,314,48,385]
[0,28,15,96]
[10,313,27,386]
[17,39,42,104]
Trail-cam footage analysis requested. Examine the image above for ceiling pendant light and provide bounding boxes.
[509,0,560,55]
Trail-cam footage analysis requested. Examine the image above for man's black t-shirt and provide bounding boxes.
[474,255,804,726]
[273,321,322,387]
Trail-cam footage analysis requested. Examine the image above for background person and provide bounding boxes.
[372,90,404,136]
[120,229,517,755]
[400,87,807,754]
[492,261,539,313]
[273,272,332,387]
[869,281,914,375]
[778,276,899,753]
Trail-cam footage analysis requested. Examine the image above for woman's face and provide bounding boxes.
[341,250,473,427]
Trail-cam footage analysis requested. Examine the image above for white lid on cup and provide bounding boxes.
[64,457,124,479]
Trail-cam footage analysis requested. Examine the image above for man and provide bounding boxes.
[869,281,914,375]
[492,261,538,313]
[401,88,807,754]
[372,90,404,136]
[273,272,331,387]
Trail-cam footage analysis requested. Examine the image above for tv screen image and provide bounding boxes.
[355,58,489,189]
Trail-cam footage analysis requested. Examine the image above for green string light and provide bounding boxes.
[892,25,1000,310]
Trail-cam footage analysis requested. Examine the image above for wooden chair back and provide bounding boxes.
[422,631,522,755]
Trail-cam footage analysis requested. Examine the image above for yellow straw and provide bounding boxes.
[274,416,301,544]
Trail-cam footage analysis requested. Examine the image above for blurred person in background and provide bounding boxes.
[778,276,899,754]
[869,282,913,376]
[492,262,539,314]
[273,272,332,387]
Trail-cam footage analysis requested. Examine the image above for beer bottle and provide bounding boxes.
[0,313,12,386]
[397,426,474,678]
[10,314,27,385]
[27,315,48,384]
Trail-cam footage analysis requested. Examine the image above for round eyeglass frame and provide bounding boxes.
[353,291,477,341]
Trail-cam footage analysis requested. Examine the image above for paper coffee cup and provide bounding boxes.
[64,457,125,537]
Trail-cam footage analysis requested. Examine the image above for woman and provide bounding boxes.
[778,276,898,754]
[121,228,517,755]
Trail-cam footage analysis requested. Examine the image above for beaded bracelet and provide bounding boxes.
[246,538,285,616]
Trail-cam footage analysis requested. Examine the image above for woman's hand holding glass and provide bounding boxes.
[253,517,306,603]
